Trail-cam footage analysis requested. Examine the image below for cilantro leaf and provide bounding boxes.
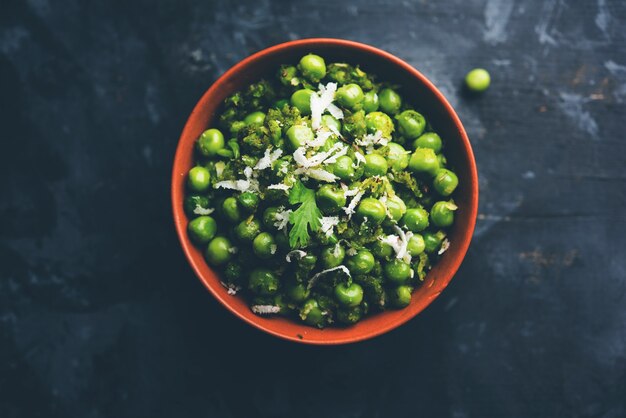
[288,180,322,248]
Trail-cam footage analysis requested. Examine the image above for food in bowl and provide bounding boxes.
[183,53,460,328]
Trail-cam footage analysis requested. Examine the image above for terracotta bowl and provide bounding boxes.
[172,38,478,345]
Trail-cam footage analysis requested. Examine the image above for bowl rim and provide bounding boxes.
[171,38,478,345]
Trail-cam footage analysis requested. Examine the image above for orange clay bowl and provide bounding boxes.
[172,38,478,345]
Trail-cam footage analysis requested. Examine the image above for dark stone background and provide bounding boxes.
[1,0,625,417]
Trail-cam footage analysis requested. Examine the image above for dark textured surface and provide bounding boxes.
[2,0,626,417]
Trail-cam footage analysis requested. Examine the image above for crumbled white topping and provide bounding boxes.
[228,246,238,254]
[321,144,349,165]
[297,168,338,182]
[215,161,225,178]
[320,216,340,238]
[438,238,451,255]
[354,151,366,167]
[307,265,351,290]
[270,244,277,255]
[274,207,293,231]
[293,142,346,168]
[327,103,344,120]
[193,205,214,215]
[267,183,291,191]
[221,282,241,295]
[343,190,364,218]
[346,246,358,256]
[341,183,361,197]
[307,129,334,148]
[310,82,341,130]
[251,305,281,314]
[254,148,283,171]
[327,123,342,138]
[286,250,307,262]
[215,166,259,192]
[380,225,414,264]
[356,130,389,152]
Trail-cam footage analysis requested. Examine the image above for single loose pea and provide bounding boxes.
[433,169,459,196]
[299,54,326,82]
[187,166,211,192]
[273,98,289,109]
[238,192,259,213]
[243,111,265,126]
[197,128,225,157]
[322,114,342,132]
[465,68,491,92]
[378,88,402,115]
[337,306,362,325]
[389,285,412,308]
[356,198,387,225]
[413,132,442,153]
[430,201,456,227]
[279,65,298,86]
[286,124,314,149]
[334,282,364,307]
[300,299,325,327]
[299,254,318,269]
[262,206,280,229]
[332,155,355,181]
[252,232,276,259]
[386,143,410,172]
[321,244,345,269]
[286,282,309,303]
[402,207,429,232]
[396,110,426,140]
[336,83,364,110]
[234,217,261,242]
[187,216,217,244]
[371,240,394,259]
[222,197,241,223]
[316,185,346,215]
[363,91,379,113]
[290,89,314,115]
[384,259,413,284]
[365,111,394,137]
[364,153,388,177]
[385,194,407,224]
[205,236,233,266]
[248,269,280,295]
[407,234,426,256]
[408,147,440,176]
[423,230,446,253]
[345,250,375,275]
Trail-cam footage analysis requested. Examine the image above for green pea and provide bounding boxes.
[316,185,346,215]
[431,201,456,227]
[222,197,241,222]
[290,89,314,115]
[279,65,298,86]
[433,169,459,196]
[413,132,442,153]
[407,234,425,255]
[356,198,387,225]
[332,155,355,181]
[465,68,491,92]
[336,83,364,110]
[378,88,402,115]
[437,154,447,168]
[365,111,394,137]
[286,124,314,149]
[184,195,210,217]
[197,129,225,157]
[286,282,309,303]
[322,114,342,133]
[248,269,280,295]
[363,91,379,113]
[262,207,280,229]
[243,111,265,126]
[337,306,362,325]
[300,254,318,268]
[234,217,261,242]
[396,110,426,140]
[252,232,276,259]
[273,98,289,109]
[187,166,211,192]
[371,240,393,259]
[408,147,440,176]
[345,250,375,275]
[385,195,407,224]
[402,207,429,232]
[238,192,259,213]
[389,285,412,308]
[334,282,364,307]
[320,244,345,269]
[187,215,217,244]
[423,230,446,253]
[386,143,410,172]
[364,154,388,177]
[205,236,233,266]
[299,54,326,82]
[384,259,412,284]
[223,262,243,284]
[300,299,325,327]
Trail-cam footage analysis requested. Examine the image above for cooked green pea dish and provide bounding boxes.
[184,54,459,328]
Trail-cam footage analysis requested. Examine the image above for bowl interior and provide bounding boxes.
[172,39,478,344]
